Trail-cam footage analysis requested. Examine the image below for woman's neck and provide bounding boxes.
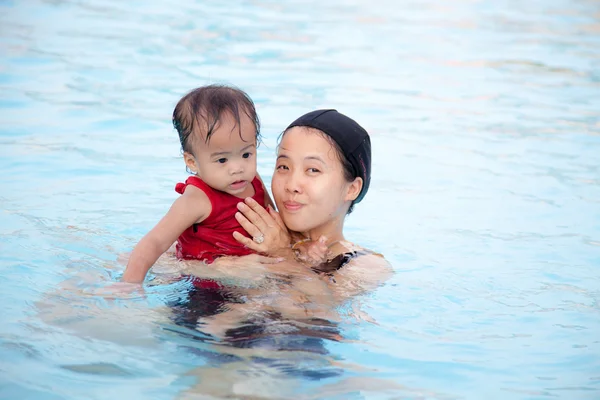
[301,219,345,246]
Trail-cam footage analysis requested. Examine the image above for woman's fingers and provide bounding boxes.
[233,200,292,257]
[242,197,275,227]
[236,202,268,233]
[268,205,287,231]
[232,230,261,252]
[305,236,330,265]
[308,248,327,264]
[234,211,264,239]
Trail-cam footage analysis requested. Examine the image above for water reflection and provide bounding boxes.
[34,260,395,398]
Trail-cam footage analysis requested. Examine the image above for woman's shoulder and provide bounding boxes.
[337,241,388,262]
[334,241,393,285]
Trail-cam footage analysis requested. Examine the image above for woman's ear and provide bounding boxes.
[345,177,363,201]
[183,151,198,174]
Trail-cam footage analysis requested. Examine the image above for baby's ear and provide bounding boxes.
[345,177,363,202]
[183,152,198,174]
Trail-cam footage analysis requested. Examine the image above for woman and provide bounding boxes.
[184,109,392,303]
[174,108,392,347]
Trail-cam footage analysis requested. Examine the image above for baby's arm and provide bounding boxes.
[122,187,210,283]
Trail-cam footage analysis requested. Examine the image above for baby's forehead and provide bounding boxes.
[194,110,255,138]
[193,127,256,154]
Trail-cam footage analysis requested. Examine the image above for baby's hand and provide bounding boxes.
[90,281,145,299]
[295,236,332,267]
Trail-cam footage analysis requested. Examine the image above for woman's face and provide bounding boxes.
[272,127,360,235]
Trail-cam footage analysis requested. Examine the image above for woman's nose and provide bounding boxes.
[285,171,302,193]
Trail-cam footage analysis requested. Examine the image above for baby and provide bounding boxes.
[122,84,271,283]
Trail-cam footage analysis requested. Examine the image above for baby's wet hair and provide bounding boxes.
[172,84,260,154]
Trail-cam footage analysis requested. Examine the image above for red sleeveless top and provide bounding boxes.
[174,176,266,264]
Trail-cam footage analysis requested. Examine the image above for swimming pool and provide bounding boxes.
[1,0,599,398]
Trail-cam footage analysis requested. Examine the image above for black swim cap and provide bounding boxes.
[286,109,371,204]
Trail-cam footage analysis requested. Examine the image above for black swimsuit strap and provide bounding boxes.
[311,250,361,275]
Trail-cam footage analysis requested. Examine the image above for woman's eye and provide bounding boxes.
[217,158,227,164]
[242,152,252,159]
[276,165,289,171]
[307,168,320,173]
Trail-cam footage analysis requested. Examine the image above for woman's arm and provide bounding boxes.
[179,253,286,283]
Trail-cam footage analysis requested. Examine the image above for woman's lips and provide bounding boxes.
[283,201,303,212]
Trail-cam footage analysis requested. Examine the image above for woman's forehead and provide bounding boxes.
[278,128,341,164]
[280,126,333,150]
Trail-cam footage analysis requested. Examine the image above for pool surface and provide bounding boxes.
[1,0,599,399]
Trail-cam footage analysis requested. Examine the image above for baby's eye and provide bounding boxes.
[217,158,228,164]
[242,152,252,159]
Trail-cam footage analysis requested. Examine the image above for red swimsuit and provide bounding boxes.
[174,176,266,264]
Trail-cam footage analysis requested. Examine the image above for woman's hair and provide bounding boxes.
[172,84,260,154]
[319,132,358,214]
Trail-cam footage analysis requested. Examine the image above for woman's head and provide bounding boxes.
[172,85,261,196]
[272,109,371,236]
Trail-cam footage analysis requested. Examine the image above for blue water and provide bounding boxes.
[1,0,599,399]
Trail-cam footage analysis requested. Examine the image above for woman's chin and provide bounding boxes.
[280,216,310,234]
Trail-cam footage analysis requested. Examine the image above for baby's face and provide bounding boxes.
[185,111,258,197]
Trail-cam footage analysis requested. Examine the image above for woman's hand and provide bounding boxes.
[293,236,333,267]
[233,197,292,256]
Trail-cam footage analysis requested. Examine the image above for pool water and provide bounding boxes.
[1,0,599,399]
